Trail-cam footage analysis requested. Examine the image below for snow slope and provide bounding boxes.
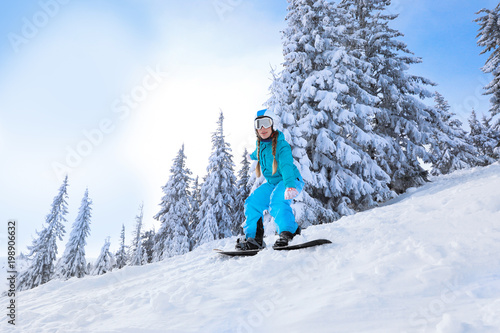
[3,163,500,333]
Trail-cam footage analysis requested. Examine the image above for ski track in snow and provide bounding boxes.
[2,163,500,333]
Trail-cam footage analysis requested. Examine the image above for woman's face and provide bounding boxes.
[257,126,272,139]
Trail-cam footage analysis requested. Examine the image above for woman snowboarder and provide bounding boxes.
[236,109,304,250]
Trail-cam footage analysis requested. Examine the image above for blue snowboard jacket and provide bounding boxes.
[250,130,302,188]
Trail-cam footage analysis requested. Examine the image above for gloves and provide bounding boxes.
[284,187,299,200]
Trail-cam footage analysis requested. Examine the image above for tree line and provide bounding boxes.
[16,111,251,291]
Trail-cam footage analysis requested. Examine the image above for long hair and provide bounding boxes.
[255,131,278,178]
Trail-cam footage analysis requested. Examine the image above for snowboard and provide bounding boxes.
[214,239,332,257]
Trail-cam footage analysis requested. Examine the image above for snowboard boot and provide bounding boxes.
[235,218,265,251]
[274,226,301,248]
[235,237,265,251]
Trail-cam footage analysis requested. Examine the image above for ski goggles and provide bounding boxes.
[254,117,273,129]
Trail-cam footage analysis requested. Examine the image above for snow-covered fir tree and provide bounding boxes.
[56,188,92,280]
[188,176,201,249]
[468,110,499,165]
[481,115,500,159]
[141,228,155,264]
[338,0,435,193]
[17,176,69,291]
[429,92,483,176]
[233,149,251,235]
[91,237,115,276]
[153,145,192,261]
[115,224,128,269]
[129,203,144,266]
[476,3,500,132]
[193,111,238,246]
[267,0,394,223]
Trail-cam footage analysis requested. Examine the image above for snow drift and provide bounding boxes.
[3,163,500,333]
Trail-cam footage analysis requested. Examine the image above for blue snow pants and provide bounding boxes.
[243,178,304,238]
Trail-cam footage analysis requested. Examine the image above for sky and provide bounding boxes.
[0,0,498,258]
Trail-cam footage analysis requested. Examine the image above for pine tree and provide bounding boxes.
[91,237,115,276]
[234,149,251,235]
[429,92,482,175]
[115,224,128,269]
[56,188,92,280]
[267,0,394,223]
[481,115,500,159]
[141,228,155,264]
[193,111,238,246]
[476,3,500,129]
[339,0,435,193]
[17,176,69,291]
[129,203,144,266]
[188,176,202,249]
[153,145,192,260]
[468,110,498,165]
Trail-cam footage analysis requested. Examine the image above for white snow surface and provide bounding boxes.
[4,163,500,333]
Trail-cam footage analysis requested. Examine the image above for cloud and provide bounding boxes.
[0,7,156,141]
